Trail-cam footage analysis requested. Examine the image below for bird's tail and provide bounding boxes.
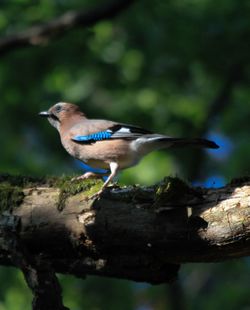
[132,135,219,156]
[140,135,219,151]
[163,137,219,149]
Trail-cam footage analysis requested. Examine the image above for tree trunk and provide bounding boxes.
[0,174,250,285]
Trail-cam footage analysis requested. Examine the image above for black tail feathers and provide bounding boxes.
[167,138,219,149]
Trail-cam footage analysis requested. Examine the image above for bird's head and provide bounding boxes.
[39,102,85,130]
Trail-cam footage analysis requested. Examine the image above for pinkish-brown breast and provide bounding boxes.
[59,118,139,169]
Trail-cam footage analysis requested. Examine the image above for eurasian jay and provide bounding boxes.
[39,102,219,198]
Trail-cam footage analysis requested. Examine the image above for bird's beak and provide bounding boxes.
[39,111,51,117]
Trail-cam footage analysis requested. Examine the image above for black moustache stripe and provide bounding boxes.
[50,114,60,122]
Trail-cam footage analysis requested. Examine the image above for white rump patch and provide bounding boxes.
[130,137,149,152]
[130,136,171,154]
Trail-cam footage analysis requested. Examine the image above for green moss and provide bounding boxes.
[0,182,24,213]
[81,182,103,197]
[154,176,190,208]
[0,174,105,212]
[156,176,189,198]
[55,176,103,211]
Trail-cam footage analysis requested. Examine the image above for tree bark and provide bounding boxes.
[0,174,250,285]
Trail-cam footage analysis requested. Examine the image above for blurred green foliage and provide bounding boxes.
[0,0,250,309]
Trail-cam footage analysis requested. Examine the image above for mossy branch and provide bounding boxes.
[0,174,250,285]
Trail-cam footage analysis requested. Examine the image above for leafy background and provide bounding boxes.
[0,0,250,309]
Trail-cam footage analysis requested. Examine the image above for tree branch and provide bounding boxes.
[0,174,250,286]
[0,214,68,310]
[0,0,134,56]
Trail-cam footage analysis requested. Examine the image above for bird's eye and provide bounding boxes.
[55,105,62,113]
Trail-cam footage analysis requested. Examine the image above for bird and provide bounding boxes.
[39,102,219,198]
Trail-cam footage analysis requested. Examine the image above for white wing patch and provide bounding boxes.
[116,127,131,133]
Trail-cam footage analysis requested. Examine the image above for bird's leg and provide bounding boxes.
[90,162,119,199]
[71,171,108,181]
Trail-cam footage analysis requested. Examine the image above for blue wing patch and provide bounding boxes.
[72,131,112,142]
[72,124,152,143]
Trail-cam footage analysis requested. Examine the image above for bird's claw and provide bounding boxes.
[71,172,98,182]
[88,189,103,200]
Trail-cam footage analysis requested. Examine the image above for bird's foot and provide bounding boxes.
[89,190,103,200]
[71,172,102,181]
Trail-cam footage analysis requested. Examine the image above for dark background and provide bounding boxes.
[0,0,250,309]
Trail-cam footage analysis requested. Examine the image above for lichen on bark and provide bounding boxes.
[0,182,24,212]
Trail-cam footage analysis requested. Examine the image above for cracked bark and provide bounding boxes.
[0,175,250,287]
